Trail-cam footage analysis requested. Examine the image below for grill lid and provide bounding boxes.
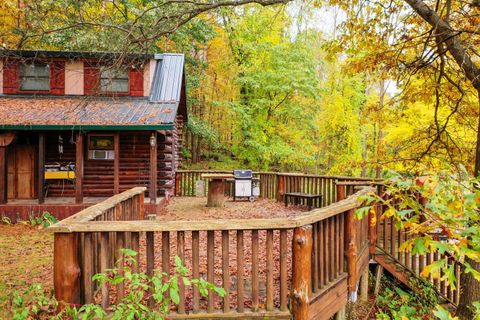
[234,169,253,179]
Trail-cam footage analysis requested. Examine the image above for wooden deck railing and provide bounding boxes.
[50,181,374,319]
[175,170,374,208]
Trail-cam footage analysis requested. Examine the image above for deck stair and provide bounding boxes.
[373,246,458,307]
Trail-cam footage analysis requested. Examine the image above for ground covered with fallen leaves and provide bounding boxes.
[158,196,306,221]
[0,224,54,317]
[137,197,306,312]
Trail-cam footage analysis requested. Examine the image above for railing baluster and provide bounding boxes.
[131,232,140,273]
[162,231,170,287]
[335,215,340,278]
[207,230,215,313]
[237,230,244,312]
[100,232,110,309]
[222,230,230,313]
[192,231,200,313]
[177,231,185,313]
[329,217,335,282]
[251,229,259,312]
[116,232,125,301]
[266,229,274,311]
[323,219,330,283]
[319,221,325,288]
[83,232,94,304]
[312,223,318,293]
[280,229,288,311]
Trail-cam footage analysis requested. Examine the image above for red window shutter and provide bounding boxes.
[50,62,65,95]
[129,67,143,96]
[3,61,19,94]
[84,64,99,95]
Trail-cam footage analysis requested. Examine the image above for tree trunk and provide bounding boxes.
[401,1,480,316]
[458,90,480,319]
[375,80,385,179]
[475,89,480,176]
[457,259,480,319]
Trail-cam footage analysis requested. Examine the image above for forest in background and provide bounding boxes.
[0,0,478,177]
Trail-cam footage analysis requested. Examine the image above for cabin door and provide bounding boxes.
[7,145,36,199]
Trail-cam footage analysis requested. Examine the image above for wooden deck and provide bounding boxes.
[46,171,457,319]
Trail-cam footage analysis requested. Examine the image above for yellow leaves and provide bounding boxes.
[420,260,443,280]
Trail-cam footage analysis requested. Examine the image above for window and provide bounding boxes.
[19,63,50,91]
[88,135,115,160]
[100,67,129,93]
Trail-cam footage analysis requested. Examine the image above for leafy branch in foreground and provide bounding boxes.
[356,169,480,319]
[9,249,225,320]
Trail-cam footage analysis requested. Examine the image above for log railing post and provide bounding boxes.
[345,207,358,301]
[54,233,81,308]
[336,182,346,202]
[369,202,377,256]
[175,172,181,196]
[292,225,313,320]
[276,174,285,202]
[138,192,145,220]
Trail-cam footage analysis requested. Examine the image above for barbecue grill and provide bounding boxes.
[233,170,260,201]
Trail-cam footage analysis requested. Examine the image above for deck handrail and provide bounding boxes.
[52,187,146,227]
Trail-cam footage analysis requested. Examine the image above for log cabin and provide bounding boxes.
[0,50,187,219]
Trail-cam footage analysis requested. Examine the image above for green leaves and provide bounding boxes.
[433,305,459,320]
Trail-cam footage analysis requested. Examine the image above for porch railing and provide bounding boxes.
[50,181,373,319]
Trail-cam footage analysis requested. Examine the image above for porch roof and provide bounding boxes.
[0,96,177,130]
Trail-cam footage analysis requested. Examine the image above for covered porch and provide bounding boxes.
[0,96,185,219]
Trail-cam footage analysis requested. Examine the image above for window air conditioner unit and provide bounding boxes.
[89,150,115,160]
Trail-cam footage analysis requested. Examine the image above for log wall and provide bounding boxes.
[20,130,182,199]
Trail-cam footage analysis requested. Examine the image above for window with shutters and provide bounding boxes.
[99,67,129,93]
[19,63,50,91]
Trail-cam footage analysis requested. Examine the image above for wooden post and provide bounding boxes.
[345,207,358,300]
[54,233,81,307]
[291,225,313,320]
[336,182,346,202]
[149,131,157,204]
[38,133,45,204]
[75,133,83,204]
[360,269,369,302]
[138,192,145,220]
[113,133,120,194]
[334,305,346,320]
[276,174,285,202]
[0,146,7,204]
[374,265,384,295]
[206,179,225,207]
[175,173,181,196]
[369,202,377,256]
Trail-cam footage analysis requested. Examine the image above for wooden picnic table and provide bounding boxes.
[201,173,234,207]
[284,192,322,211]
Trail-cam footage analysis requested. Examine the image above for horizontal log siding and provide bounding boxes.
[40,131,176,198]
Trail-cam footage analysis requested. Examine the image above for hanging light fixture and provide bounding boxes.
[149,133,156,148]
[58,135,64,155]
